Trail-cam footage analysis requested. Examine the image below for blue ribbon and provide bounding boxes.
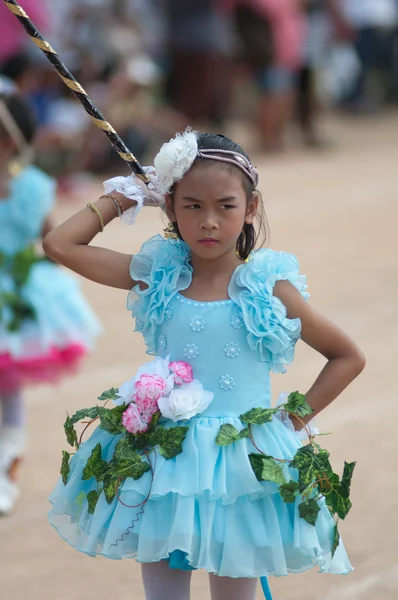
[260,576,273,600]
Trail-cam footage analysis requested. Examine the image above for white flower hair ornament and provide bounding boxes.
[154,129,199,195]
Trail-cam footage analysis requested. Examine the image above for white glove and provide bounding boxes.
[103,166,165,225]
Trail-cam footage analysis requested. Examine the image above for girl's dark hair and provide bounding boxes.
[169,132,268,260]
[0,93,36,146]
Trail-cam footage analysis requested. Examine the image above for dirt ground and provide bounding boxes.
[1,113,397,600]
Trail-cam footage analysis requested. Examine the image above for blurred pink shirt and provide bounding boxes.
[0,0,49,63]
[220,0,306,69]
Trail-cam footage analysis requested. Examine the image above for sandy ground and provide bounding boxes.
[1,113,397,600]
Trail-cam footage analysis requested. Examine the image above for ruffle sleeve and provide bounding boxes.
[127,235,192,354]
[228,249,309,373]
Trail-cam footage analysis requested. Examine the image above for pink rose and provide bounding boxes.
[169,361,193,385]
[135,374,166,401]
[135,393,159,424]
[122,403,148,434]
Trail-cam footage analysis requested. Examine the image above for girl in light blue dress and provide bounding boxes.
[0,79,101,515]
[45,129,365,600]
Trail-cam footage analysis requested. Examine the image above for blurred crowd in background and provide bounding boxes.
[1,0,398,186]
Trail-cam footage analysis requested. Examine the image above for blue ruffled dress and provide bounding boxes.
[0,166,101,391]
[49,235,352,580]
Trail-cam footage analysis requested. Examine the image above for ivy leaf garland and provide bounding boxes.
[87,490,100,514]
[215,391,356,556]
[97,388,119,402]
[215,424,250,446]
[60,450,71,484]
[249,453,287,485]
[59,388,189,516]
[148,426,189,459]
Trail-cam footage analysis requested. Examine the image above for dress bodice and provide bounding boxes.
[157,295,272,416]
[0,166,55,255]
[128,236,309,417]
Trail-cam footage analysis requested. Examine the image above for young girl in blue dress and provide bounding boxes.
[0,78,101,515]
[44,128,365,600]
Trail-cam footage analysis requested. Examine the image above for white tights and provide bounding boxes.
[141,561,258,600]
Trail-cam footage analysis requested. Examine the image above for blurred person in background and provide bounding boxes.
[339,0,398,110]
[77,54,186,174]
[0,0,50,67]
[297,0,354,147]
[225,0,306,151]
[162,0,235,129]
[0,78,101,514]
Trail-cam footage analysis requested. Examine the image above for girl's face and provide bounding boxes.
[166,162,257,261]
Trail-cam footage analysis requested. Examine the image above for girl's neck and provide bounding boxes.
[189,249,244,288]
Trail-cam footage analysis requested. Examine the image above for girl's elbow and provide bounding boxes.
[42,231,65,262]
[352,347,366,376]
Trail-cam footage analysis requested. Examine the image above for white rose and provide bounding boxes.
[158,380,214,422]
[115,356,174,406]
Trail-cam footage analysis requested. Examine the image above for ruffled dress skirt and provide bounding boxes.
[49,415,353,578]
[0,261,101,392]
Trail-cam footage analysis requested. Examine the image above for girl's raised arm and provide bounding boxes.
[43,193,138,291]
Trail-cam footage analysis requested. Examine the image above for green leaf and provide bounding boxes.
[82,443,109,482]
[98,387,120,402]
[12,246,43,286]
[60,450,71,485]
[103,475,119,504]
[249,453,287,484]
[340,461,356,499]
[98,405,126,435]
[326,484,353,520]
[290,444,332,492]
[279,481,300,503]
[149,426,189,460]
[216,424,250,446]
[240,407,278,425]
[109,452,150,481]
[298,498,321,526]
[64,414,79,449]
[87,490,100,514]
[148,410,161,430]
[70,406,100,425]
[114,435,137,461]
[238,427,250,440]
[332,523,340,557]
[74,491,86,507]
[284,391,314,418]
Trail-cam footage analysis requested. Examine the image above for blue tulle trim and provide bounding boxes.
[128,236,192,354]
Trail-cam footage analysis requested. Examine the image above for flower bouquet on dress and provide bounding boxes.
[60,357,213,514]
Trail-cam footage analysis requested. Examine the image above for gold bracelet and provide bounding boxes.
[100,193,125,217]
[87,202,105,232]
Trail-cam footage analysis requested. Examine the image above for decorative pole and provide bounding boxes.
[2,0,150,183]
